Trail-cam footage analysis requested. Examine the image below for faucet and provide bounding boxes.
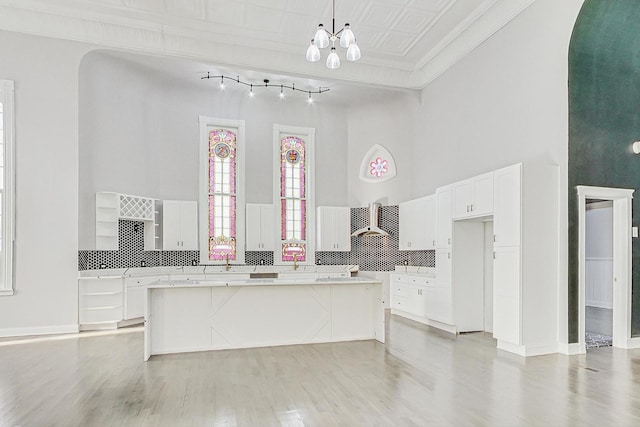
[293,254,298,271]
[225,254,231,271]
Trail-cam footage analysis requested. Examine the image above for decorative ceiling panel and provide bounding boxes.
[0,0,539,88]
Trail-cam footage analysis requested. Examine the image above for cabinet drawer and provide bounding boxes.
[80,306,123,324]
[125,275,168,288]
[391,283,408,297]
[391,274,409,284]
[409,276,434,287]
[392,296,408,311]
[79,278,122,294]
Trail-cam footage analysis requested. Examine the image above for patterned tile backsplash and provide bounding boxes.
[78,206,435,271]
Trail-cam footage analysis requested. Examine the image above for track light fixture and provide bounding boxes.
[202,73,329,101]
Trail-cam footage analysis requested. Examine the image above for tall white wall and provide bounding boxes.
[409,0,584,346]
[78,51,350,249]
[0,31,90,335]
[346,91,418,207]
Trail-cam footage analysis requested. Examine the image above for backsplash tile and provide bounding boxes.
[78,207,435,271]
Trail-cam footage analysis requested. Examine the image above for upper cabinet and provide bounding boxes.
[399,195,436,250]
[436,185,452,249]
[493,164,521,247]
[163,200,198,250]
[452,172,494,219]
[246,204,274,251]
[316,207,351,252]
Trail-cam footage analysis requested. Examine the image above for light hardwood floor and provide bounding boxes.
[1,314,640,426]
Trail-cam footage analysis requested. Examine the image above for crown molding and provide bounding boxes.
[0,0,538,90]
[410,0,539,88]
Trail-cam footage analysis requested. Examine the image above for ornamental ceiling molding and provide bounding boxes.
[0,0,538,89]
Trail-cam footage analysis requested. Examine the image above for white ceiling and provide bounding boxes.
[0,0,537,88]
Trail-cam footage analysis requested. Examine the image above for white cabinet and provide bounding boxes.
[491,163,558,355]
[163,200,198,250]
[493,164,521,247]
[246,204,274,251]
[493,247,521,344]
[436,185,452,248]
[452,172,494,219]
[390,273,434,320]
[434,249,453,325]
[316,206,351,251]
[95,192,161,250]
[78,277,123,330]
[399,195,436,250]
[124,275,168,320]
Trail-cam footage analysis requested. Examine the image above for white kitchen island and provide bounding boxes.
[144,277,384,361]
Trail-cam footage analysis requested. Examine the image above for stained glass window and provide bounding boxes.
[208,129,237,261]
[280,136,306,262]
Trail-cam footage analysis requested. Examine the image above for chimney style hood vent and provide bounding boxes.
[351,202,389,237]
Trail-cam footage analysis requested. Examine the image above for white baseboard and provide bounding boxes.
[390,310,457,334]
[0,324,79,338]
[498,340,564,357]
[625,337,640,349]
[557,342,585,355]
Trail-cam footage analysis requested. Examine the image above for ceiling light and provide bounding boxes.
[633,141,640,154]
[202,73,330,102]
[307,0,360,69]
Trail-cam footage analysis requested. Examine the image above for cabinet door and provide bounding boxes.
[162,201,182,250]
[493,247,521,344]
[399,201,416,250]
[316,207,335,251]
[335,207,351,251]
[452,180,473,218]
[493,165,521,247]
[436,186,452,248]
[260,205,275,251]
[423,195,437,249]
[471,172,494,216]
[125,286,145,319]
[246,204,262,250]
[180,202,198,250]
[435,250,453,324]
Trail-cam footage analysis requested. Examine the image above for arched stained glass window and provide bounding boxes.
[200,117,244,264]
[280,136,307,262]
[208,129,237,261]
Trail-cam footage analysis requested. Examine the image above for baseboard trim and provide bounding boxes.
[390,310,457,334]
[625,337,640,349]
[0,324,79,338]
[497,340,561,357]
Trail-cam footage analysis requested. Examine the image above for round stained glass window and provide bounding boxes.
[286,149,301,164]
[214,142,231,158]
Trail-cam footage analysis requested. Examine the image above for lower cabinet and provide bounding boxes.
[390,273,434,321]
[124,275,168,320]
[78,277,124,330]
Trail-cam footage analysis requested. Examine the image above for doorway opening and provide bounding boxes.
[577,186,633,352]
[452,217,494,334]
[584,199,613,349]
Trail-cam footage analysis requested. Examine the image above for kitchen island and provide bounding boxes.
[144,277,384,360]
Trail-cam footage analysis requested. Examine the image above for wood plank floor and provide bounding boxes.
[1,313,640,426]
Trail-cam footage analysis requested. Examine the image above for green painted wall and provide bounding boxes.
[569,0,640,342]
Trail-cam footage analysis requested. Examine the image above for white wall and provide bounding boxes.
[346,91,418,207]
[405,0,582,346]
[78,51,350,249]
[0,31,91,335]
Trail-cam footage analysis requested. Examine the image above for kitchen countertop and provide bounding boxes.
[393,266,436,277]
[147,276,381,289]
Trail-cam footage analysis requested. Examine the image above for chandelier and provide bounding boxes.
[305,0,361,69]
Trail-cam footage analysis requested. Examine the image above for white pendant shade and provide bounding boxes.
[326,48,340,69]
[346,42,361,61]
[306,42,320,62]
[306,2,360,69]
[340,24,355,48]
[314,25,329,48]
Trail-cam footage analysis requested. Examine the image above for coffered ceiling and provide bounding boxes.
[0,0,537,88]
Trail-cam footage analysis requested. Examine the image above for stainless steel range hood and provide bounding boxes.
[351,202,389,237]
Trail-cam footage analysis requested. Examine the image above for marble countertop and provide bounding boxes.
[147,276,381,289]
[393,266,436,277]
